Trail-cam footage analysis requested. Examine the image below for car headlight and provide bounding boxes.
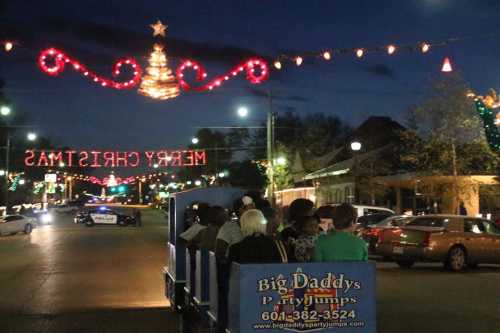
[41,213,53,223]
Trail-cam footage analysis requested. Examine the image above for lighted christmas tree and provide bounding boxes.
[138,21,180,100]
[468,89,500,153]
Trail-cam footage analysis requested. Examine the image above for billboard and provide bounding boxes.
[228,262,376,333]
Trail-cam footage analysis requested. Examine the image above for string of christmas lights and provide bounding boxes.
[269,36,475,70]
[4,32,498,97]
[38,48,142,90]
[87,175,136,187]
[176,58,269,92]
[61,171,175,185]
[8,173,23,191]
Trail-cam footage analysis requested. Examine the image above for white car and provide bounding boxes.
[328,204,395,218]
[0,215,37,236]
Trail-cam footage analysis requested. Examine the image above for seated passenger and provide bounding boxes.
[294,215,320,262]
[196,206,227,252]
[280,198,315,244]
[228,209,288,264]
[215,208,243,260]
[313,203,368,262]
[315,205,335,234]
[179,206,208,244]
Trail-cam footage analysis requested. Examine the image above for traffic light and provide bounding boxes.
[118,185,126,192]
[110,187,117,193]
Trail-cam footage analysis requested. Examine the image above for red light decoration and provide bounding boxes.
[38,48,143,90]
[88,176,136,187]
[24,149,207,168]
[176,58,269,92]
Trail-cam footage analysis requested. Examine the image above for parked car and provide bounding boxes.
[361,215,414,253]
[53,203,79,214]
[0,215,37,236]
[328,204,395,237]
[329,204,395,219]
[75,207,136,227]
[376,215,500,271]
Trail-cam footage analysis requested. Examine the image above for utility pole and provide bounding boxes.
[138,180,143,204]
[68,177,73,201]
[4,133,10,212]
[451,140,459,214]
[267,89,275,205]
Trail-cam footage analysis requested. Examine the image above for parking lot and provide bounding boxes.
[0,209,499,333]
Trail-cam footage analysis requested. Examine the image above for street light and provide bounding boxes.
[153,163,159,169]
[1,107,11,211]
[0,106,11,116]
[191,137,199,144]
[351,141,362,151]
[194,180,202,186]
[18,179,25,185]
[237,106,249,118]
[350,141,362,204]
[27,132,37,141]
[0,170,5,176]
[275,156,287,166]
[0,108,37,210]
[235,98,276,204]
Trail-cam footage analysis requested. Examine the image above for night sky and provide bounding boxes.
[2,0,500,157]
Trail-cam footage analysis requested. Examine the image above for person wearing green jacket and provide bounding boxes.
[313,203,368,262]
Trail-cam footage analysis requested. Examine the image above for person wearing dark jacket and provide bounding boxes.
[459,202,468,216]
[280,198,315,244]
[228,209,288,264]
[195,206,227,252]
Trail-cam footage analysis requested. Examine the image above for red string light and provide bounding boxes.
[176,58,269,92]
[38,48,143,90]
[88,176,136,187]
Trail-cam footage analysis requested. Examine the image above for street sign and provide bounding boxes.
[45,173,57,183]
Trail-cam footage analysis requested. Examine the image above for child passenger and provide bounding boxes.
[293,215,320,262]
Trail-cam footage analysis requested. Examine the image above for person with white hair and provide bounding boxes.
[228,209,288,264]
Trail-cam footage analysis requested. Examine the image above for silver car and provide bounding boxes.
[0,215,37,236]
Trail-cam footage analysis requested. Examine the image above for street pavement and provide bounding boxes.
[0,208,178,332]
[0,209,499,332]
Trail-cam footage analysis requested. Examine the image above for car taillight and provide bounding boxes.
[391,228,403,237]
[378,230,385,243]
[422,232,431,247]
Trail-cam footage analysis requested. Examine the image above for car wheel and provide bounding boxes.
[396,260,415,268]
[446,246,467,271]
[85,219,95,227]
[118,219,127,227]
[24,224,33,234]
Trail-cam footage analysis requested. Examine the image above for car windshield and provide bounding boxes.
[406,217,448,227]
[483,221,500,235]
[357,213,393,227]
[376,216,413,227]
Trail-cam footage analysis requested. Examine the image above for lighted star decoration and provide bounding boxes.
[150,20,167,37]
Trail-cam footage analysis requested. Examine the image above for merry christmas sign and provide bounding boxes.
[25,149,206,168]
